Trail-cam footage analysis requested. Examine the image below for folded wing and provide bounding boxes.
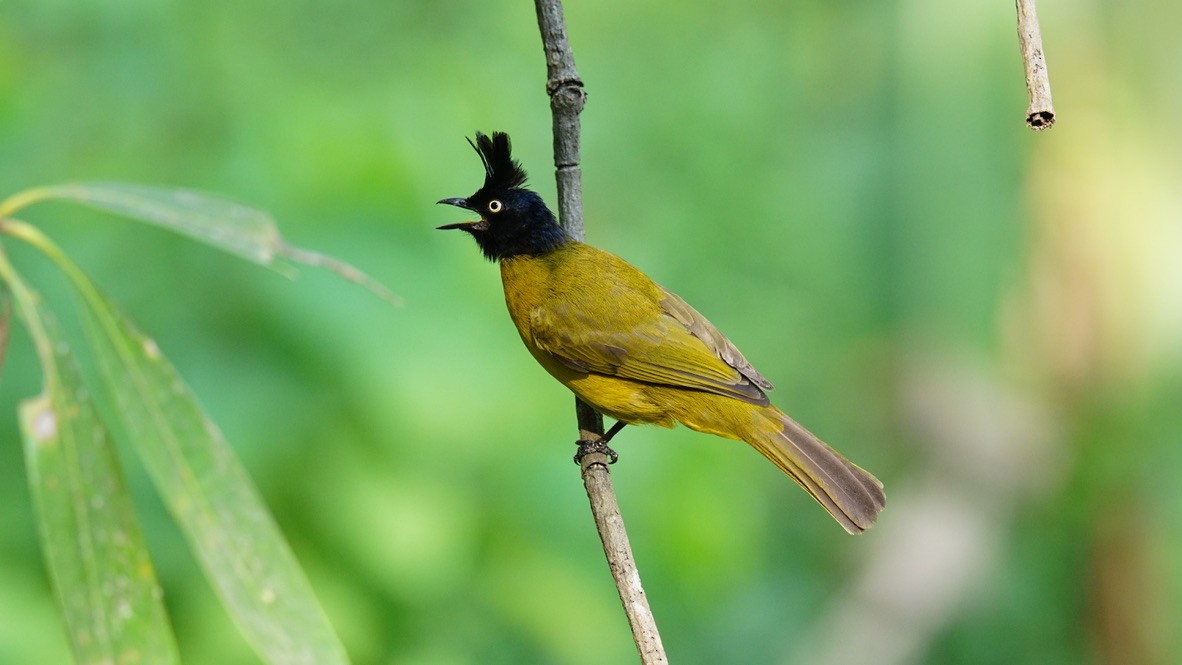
[529,282,772,405]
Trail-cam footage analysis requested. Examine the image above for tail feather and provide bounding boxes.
[749,408,885,534]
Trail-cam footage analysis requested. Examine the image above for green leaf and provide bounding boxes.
[3,222,352,664]
[0,267,180,665]
[1,183,399,304]
[2,212,353,665]
[7,183,283,264]
[80,278,352,665]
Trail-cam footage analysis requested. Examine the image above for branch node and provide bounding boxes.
[547,76,585,96]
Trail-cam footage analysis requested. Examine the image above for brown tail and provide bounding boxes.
[747,407,885,534]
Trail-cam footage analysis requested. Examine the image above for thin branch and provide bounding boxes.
[579,441,668,665]
[533,0,588,242]
[1016,0,1056,130]
[532,2,668,663]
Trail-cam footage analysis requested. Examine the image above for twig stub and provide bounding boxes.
[1016,0,1056,131]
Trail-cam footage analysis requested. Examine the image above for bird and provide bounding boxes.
[437,131,885,534]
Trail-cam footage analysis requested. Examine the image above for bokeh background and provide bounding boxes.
[2,0,1180,663]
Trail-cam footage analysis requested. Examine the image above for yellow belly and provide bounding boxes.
[500,244,677,427]
[498,243,770,436]
[565,373,676,427]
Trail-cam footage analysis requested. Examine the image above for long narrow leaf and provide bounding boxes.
[0,263,179,665]
[15,183,282,264]
[5,223,351,665]
[82,285,351,665]
[4,183,398,304]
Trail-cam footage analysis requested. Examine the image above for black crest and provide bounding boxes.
[469,131,528,192]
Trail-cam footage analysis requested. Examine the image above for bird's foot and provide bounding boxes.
[574,437,619,465]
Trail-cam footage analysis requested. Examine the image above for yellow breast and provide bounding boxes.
[498,244,675,426]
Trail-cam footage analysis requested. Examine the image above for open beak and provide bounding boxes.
[436,197,481,230]
[437,197,474,211]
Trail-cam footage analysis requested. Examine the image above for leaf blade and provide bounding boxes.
[23,183,400,304]
[3,212,353,665]
[8,282,180,665]
[78,261,351,665]
[32,183,282,264]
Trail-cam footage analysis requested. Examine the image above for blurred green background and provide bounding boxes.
[2,0,1180,663]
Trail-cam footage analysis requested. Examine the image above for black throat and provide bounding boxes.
[470,211,572,261]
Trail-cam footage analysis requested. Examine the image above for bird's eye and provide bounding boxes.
[488,199,504,214]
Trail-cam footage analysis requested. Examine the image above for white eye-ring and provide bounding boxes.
[488,199,504,213]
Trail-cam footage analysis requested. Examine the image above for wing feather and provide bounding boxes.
[529,280,771,405]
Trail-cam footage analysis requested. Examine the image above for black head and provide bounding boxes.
[437,131,570,261]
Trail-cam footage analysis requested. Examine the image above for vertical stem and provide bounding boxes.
[533,0,588,241]
[1016,0,1056,130]
[533,2,668,663]
[534,0,596,434]
[579,452,668,665]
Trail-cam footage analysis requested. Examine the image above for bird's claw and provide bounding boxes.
[574,437,619,465]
